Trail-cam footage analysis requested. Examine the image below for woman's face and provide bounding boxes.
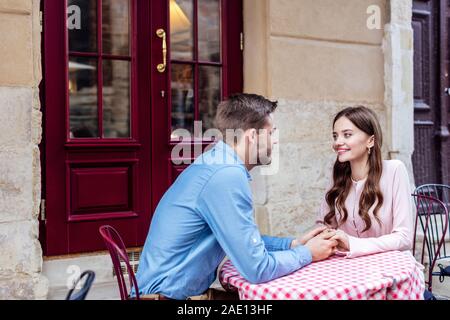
[332,116,374,163]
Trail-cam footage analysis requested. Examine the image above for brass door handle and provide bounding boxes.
[156,28,167,73]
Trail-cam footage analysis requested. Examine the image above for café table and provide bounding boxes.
[219,250,425,300]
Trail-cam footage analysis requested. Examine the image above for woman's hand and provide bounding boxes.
[291,226,331,248]
[329,229,350,251]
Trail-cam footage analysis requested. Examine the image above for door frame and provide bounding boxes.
[41,0,153,255]
[40,0,243,255]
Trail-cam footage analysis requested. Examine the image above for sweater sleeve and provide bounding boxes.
[346,161,414,258]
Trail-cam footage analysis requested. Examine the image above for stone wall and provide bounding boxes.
[244,0,415,237]
[0,0,48,299]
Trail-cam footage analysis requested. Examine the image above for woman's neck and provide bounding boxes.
[350,156,370,181]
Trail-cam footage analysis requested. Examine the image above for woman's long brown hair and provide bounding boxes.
[324,106,384,232]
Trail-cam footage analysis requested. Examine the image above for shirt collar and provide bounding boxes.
[213,140,252,181]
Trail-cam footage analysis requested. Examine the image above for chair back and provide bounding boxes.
[99,225,140,300]
[412,194,449,291]
[66,270,96,300]
[415,184,450,258]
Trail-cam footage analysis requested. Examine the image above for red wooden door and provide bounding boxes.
[41,0,242,255]
[42,0,152,255]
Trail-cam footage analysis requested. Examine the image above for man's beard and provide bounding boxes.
[256,149,272,166]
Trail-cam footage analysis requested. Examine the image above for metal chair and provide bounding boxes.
[415,184,450,214]
[412,194,449,292]
[415,184,450,282]
[99,225,140,300]
[66,270,96,300]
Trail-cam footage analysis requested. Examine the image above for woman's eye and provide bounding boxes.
[344,134,352,138]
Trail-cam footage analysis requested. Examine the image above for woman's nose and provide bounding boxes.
[333,140,344,150]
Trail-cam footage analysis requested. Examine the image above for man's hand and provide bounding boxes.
[329,229,350,252]
[304,231,338,262]
[290,226,328,248]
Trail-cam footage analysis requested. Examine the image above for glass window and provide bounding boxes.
[102,0,130,56]
[68,0,97,53]
[103,60,131,138]
[68,0,132,140]
[199,66,221,131]
[171,64,195,137]
[69,57,98,138]
[198,0,221,62]
[170,0,222,140]
[170,0,194,61]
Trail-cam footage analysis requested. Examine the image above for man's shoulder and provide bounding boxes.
[206,164,248,182]
[183,160,248,185]
[195,165,249,192]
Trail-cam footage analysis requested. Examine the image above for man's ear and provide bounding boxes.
[246,128,257,144]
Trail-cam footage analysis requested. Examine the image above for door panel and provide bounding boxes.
[439,0,450,184]
[43,0,151,255]
[412,0,439,185]
[412,0,450,185]
[42,0,242,255]
[161,0,243,190]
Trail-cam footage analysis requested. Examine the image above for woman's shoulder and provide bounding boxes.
[382,159,409,180]
[382,159,407,171]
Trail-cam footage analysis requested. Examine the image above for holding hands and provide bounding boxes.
[291,225,351,262]
[329,229,350,252]
[291,226,339,262]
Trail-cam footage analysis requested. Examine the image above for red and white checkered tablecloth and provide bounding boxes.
[219,250,425,300]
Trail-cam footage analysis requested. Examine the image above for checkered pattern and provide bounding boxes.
[219,251,425,300]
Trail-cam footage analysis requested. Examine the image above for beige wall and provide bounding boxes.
[0,0,47,299]
[244,0,414,238]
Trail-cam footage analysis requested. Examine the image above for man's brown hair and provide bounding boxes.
[214,93,277,139]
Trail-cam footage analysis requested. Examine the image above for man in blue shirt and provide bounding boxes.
[136,94,337,300]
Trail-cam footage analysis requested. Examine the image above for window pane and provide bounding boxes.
[171,64,194,139]
[102,0,130,56]
[69,58,98,138]
[199,66,221,131]
[68,0,97,53]
[198,0,221,62]
[170,0,193,61]
[103,60,131,138]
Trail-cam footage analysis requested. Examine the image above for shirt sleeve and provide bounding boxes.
[197,166,312,284]
[346,161,414,258]
[261,235,295,251]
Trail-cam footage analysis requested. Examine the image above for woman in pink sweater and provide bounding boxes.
[317,106,414,258]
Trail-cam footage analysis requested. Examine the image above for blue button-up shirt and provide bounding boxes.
[135,141,312,299]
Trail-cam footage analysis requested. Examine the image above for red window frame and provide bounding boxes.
[168,0,243,145]
[66,0,138,143]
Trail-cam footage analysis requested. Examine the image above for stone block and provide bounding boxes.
[254,205,270,235]
[0,87,33,146]
[0,147,34,223]
[0,0,32,13]
[0,220,43,275]
[243,0,269,95]
[390,0,412,26]
[250,167,268,205]
[0,271,48,300]
[0,12,33,86]
[270,0,386,45]
[270,37,385,102]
